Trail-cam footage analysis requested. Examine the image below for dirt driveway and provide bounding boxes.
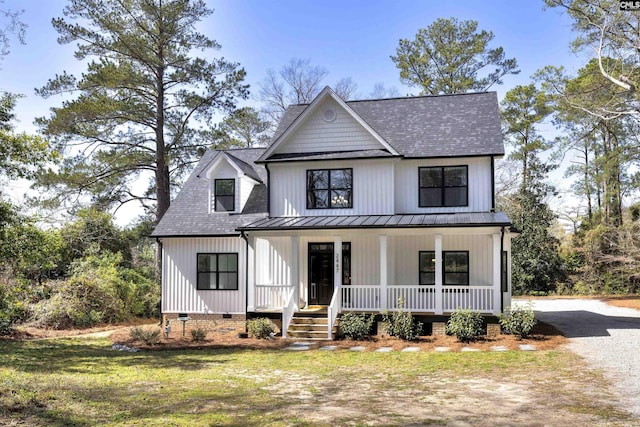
[529,298,640,417]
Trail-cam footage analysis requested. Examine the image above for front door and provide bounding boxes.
[308,243,334,305]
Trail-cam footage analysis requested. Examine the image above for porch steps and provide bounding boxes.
[286,311,337,340]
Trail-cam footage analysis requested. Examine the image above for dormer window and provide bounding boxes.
[419,166,468,207]
[214,179,235,212]
[307,168,353,209]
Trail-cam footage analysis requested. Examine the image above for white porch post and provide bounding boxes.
[379,235,388,311]
[492,233,502,315]
[334,235,342,296]
[434,234,443,315]
[291,235,300,309]
[246,235,256,312]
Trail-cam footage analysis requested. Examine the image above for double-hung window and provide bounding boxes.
[419,251,469,286]
[197,253,238,290]
[307,168,353,209]
[214,179,235,212]
[419,166,468,207]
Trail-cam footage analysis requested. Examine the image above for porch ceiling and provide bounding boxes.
[238,212,511,232]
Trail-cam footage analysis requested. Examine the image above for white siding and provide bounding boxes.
[391,233,493,286]
[161,237,246,314]
[273,98,383,154]
[239,175,256,212]
[394,157,493,213]
[269,159,394,216]
[255,237,292,286]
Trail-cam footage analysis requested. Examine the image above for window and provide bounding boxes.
[419,251,436,285]
[197,253,238,290]
[419,166,468,207]
[214,179,235,212]
[307,168,353,209]
[444,251,469,286]
[418,251,469,286]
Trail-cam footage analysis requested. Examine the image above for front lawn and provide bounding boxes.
[0,337,635,426]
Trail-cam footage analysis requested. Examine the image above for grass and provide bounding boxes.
[0,336,636,426]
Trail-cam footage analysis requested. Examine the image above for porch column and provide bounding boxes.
[492,233,502,315]
[434,234,443,315]
[379,235,388,311]
[246,235,256,312]
[334,235,342,293]
[291,235,299,310]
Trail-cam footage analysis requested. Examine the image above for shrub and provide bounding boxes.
[382,298,423,341]
[339,312,375,340]
[446,309,483,343]
[498,304,537,339]
[247,317,276,339]
[190,326,208,342]
[129,326,161,345]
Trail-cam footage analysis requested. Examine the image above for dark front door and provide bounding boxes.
[308,243,334,305]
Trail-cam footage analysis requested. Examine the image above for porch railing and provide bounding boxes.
[442,286,493,312]
[338,285,494,313]
[327,284,342,340]
[281,287,297,339]
[254,284,291,310]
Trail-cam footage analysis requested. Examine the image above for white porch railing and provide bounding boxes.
[337,285,494,313]
[327,284,342,340]
[442,286,494,312]
[388,286,436,312]
[254,284,291,310]
[341,285,381,311]
[281,287,297,339]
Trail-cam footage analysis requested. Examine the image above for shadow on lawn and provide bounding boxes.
[0,339,247,374]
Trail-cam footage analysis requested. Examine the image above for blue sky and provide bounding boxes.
[0,0,587,223]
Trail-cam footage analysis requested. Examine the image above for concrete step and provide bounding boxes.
[287,329,335,339]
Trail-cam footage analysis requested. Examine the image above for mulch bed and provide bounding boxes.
[108,321,567,352]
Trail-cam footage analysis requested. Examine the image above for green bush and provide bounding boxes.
[129,326,161,345]
[247,318,276,339]
[339,312,375,340]
[382,298,423,341]
[190,326,208,342]
[498,304,537,339]
[445,309,484,343]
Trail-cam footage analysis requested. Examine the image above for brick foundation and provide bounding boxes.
[432,322,446,336]
[162,313,247,332]
[486,323,501,337]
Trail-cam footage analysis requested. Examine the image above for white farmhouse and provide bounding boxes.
[152,87,514,339]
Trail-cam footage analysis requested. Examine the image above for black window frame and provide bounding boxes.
[501,251,508,292]
[419,251,436,286]
[418,250,470,286]
[196,252,239,290]
[214,179,235,212]
[418,166,468,208]
[306,168,353,209]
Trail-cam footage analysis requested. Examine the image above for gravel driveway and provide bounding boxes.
[526,298,640,417]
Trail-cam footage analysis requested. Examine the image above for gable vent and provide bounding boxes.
[323,108,336,122]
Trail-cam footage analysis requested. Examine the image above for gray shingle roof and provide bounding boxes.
[264,149,397,162]
[238,212,511,231]
[268,91,504,160]
[151,148,268,237]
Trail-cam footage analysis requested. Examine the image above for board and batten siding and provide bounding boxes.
[394,157,492,213]
[254,237,292,286]
[269,159,394,216]
[391,233,494,286]
[207,160,257,214]
[161,237,246,314]
[273,97,383,154]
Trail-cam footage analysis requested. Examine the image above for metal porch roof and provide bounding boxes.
[238,212,511,232]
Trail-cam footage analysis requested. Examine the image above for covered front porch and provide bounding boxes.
[240,213,513,339]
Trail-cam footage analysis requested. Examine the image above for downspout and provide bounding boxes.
[500,226,505,313]
[240,231,249,333]
[265,163,271,215]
